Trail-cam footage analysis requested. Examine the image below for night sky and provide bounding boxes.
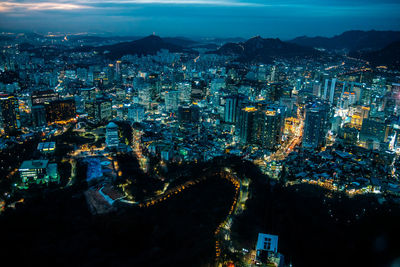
[0,0,399,38]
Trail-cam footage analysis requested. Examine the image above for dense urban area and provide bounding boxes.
[0,30,400,267]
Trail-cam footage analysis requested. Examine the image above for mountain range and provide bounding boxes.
[350,41,400,68]
[83,35,197,59]
[209,36,320,63]
[39,30,400,68]
[289,30,400,52]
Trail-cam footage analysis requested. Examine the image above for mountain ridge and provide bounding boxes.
[289,30,400,52]
[209,36,320,63]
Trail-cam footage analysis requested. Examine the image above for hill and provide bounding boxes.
[94,35,196,59]
[350,41,400,68]
[210,36,320,63]
[162,37,199,47]
[290,30,400,52]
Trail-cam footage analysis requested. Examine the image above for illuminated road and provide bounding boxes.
[258,108,304,165]
[132,129,148,173]
[66,158,76,187]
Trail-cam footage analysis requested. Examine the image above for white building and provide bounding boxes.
[106,122,119,149]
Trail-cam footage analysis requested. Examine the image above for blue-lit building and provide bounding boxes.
[303,102,330,149]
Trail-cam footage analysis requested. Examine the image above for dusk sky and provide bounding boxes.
[0,0,399,39]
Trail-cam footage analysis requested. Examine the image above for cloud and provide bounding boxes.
[0,1,90,12]
[0,0,263,12]
[80,0,263,7]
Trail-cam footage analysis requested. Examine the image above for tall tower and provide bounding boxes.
[224,95,238,123]
[115,60,121,81]
[323,78,336,104]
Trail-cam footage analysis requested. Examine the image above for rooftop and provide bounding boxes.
[256,233,279,253]
[19,160,49,170]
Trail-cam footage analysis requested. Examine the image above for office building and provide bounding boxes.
[323,78,337,104]
[19,160,59,187]
[260,107,284,150]
[165,90,179,112]
[31,105,46,127]
[238,106,257,145]
[128,104,145,122]
[45,99,76,123]
[224,95,245,124]
[85,97,112,123]
[177,82,192,103]
[106,122,119,149]
[0,94,19,135]
[303,102,330,149]
[178,105,200,123]
[359,119,389,149]
[31,90,59,105]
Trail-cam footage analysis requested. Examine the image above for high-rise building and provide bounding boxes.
[191,79,206,101]
[359,119,389,148]
[31,90,59,105]
[302,102,330,149]
[115,60,121,81]
[224,94,245,123]
[260,107,284,150]
[116,88,126,102]
[210,78,225,95]
[269,66,277,83]
[138,85,152,108]
[323,78,337,104]
[267,83,284,102]
[31,105,46,127]
[80,87,97,100]
[77,68,88,82]
[312,81,322,97]
[238,106,257,145]
[128,104,145,122]
[106,122,119,149]
[178,105,200,123]
[45,99,76,123]
[165,90,179,112]
[85,97,112,123]
[177,82,191,104]
[0,94,19,134]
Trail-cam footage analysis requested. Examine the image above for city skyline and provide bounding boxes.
[1,2,400,266]
[0,0,399,38]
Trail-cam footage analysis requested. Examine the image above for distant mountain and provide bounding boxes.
[199,37,246,45]
[191,43,219,50]
[210,36,320,63]
[350,41,400,68]
[68,35,141,43]
[290,30,400,52]
[93,35,196,59]
[162,37,198,47]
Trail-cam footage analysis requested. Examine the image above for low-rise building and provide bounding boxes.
[19,160,59,188]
